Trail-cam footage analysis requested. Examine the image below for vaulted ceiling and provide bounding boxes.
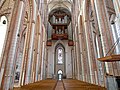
[47,0,73,13]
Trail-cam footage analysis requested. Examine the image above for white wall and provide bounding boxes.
[47,40,73,78]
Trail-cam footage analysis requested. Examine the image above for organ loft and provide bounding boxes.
[0,0,120,90]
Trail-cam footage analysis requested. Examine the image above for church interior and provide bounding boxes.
[0,0,120,90]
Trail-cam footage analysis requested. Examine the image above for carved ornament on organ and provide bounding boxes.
[49,10,71,40]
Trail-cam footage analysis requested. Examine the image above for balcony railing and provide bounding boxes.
[52,33,68,40]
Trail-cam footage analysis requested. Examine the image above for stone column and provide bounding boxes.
[71,49,75,79]
[112,0,120,84]
[40,28,45,80]
[113,0,120,16]
[78,15,85,81]
[74,25,81,80]
[83,1,99,84]
[82,1,94,83]
[113,0,120,38]
[25,0,37,84]
[94,0,114,74]
[35,17,42,81]
[38,26,43,79]
[31,18,39,82]
[2,1,24,90]
[90,0,105,86]
[73,45,77,79]
[83,21,93,83]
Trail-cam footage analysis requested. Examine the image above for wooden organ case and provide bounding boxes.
[47,9,74,46]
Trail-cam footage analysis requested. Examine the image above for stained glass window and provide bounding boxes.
[58,48,63,64]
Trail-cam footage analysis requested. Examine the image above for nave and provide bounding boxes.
[14,79,106,90]
[1,0,120,90]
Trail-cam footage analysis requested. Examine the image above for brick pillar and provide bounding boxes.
[1,1,25,90]
[93,0,114,73]
[113,0,120,15]
[74,25,81,80]
[78,16,85,81]
[25,1,37,83]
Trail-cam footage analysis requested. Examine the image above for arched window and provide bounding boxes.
[56,45,64,64]
[58,48,63,64]
[55,43,65,64]
[0,16,7,57]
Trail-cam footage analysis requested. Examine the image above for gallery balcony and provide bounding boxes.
[52,33,68,40]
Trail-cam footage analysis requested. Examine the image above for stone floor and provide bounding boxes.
[14,79,107,90]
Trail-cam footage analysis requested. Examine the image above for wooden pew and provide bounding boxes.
[14,79,57,90]
[63,79,106,90]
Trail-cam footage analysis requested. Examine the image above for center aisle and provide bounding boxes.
[55,80,65,90]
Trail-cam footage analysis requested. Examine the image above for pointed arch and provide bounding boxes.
[53,40,65,50]
[54,41,66,78]
[55,43,65,64]
[57,69,63,80]
[0,16,8,58]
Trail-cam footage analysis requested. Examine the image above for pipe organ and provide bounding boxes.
[49,10,71,40]
[47,9,74,46]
